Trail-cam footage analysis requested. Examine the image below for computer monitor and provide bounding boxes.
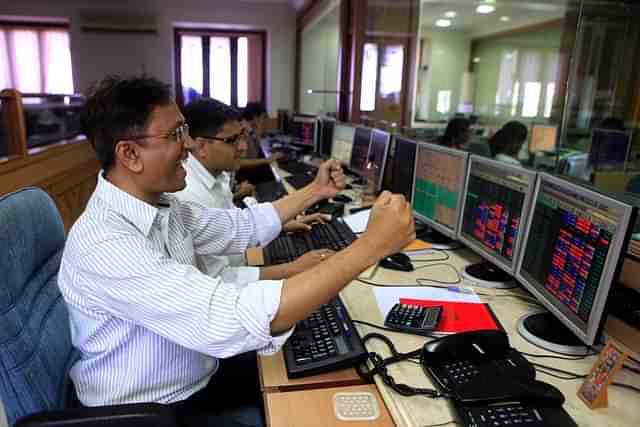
[515,173,637,353]
[318,118,335,157]
[412,142,469,241]
[458,156,536,287]
[367,129,391,192]
[289,114,319,148]
[277,109,290,135]
[331,124,355,165]
[588,128,632,170]
[349,127,372,175]
[529,124,557,153]
[390,137,417,202]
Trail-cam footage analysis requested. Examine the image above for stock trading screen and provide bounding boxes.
[412,145,465,232]
[461,162,530,263]
[520,182,618,322]
[291,116,316,146]
[349,128,372,174]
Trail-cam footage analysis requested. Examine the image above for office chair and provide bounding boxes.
[465,142,491,157]
[0,187,177,427]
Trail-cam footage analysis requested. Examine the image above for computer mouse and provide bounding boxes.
[333,194,353,203]
[379,252,413,272]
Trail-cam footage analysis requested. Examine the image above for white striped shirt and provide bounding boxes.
[58,173,290,406]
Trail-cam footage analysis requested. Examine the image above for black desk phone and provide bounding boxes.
[421,330,577,427]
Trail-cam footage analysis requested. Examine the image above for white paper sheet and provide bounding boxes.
[373,286,481,319]
[343,209,371,233]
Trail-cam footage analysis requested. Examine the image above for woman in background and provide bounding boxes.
[439,118,471,150]
[489,121,528,165]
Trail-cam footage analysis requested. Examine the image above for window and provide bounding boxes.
[0,23,74,94]
[175,29,265,108]
[360,43,378,112]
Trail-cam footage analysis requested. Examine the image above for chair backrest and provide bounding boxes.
[0,188,78,426]
[466,142,492,158]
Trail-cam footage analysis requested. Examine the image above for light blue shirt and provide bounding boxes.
[58,173,290,406]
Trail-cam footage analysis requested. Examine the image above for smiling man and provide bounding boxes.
[59,75,415,427]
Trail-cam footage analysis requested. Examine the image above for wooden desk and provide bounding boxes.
[265,384,395,427]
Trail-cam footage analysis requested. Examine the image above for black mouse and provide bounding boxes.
[333,194,353,203]
[379,252,413,272]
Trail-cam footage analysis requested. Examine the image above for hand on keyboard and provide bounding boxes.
[283,213,332,233]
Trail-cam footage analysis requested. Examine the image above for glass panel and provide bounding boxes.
[237,37,248,108]
[10,30,41,93]
[360,43,378,112]
[209,36,231,105]
[23,94,84,151]
[42,30,74,94]
[377,44,404,123]
[180,35,203,104]
[0,30,13,90]
[300,3,341,116]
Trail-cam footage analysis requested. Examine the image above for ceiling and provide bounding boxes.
[421,0,567,38]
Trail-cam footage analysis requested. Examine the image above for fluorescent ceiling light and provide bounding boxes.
[476,4,495,14]
[500,16,510,22]
[436,19,451,27]
[444,11,457,18]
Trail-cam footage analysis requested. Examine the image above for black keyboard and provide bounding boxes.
[255,180,287,203]
[456,403,547,427]
[263,218,357,265]
[283,296,367,378]
[278,160,317,176]
[285,173,315,190]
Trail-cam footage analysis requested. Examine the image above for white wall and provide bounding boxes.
[0,0,297,113]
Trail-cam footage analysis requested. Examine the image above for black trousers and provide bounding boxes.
[173,352,264,427]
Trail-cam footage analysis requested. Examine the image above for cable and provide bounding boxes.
[409,252,450,263]
[356,278,423,287]
[520,351,597,361]
[352,319,438,339]
[531,362,587,379]
[624,365,640,375]
[611,382,640,393]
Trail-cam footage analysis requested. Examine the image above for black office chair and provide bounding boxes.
[0,187,177,427]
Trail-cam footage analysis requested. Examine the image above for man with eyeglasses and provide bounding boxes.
[59,75,415,427]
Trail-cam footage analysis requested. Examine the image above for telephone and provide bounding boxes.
[421,330,577,427]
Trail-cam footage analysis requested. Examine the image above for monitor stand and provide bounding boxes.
[461,261,515,289]
[517,311,591,355]
[416,226,462,250]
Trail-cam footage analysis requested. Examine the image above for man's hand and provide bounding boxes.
[235,181,255,198]
[361,191,415,257]
[290,249,335,274]
[310,159,346,200]
[283,213,331,233]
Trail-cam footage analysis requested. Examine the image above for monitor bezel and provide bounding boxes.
[349,126,373,175]
[390,136,418,202]
[514,172,634,345]
[331,123,357,165]
[370,129,391,192]
[588,128,633,170]
[529,124,558,154]
[411,141,469,239]
[457,155,537,275]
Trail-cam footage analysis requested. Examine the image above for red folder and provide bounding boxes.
[399,298,501,334]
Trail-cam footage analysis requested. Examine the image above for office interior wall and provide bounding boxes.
[0,0,296,113]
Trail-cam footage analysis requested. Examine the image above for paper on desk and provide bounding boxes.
[343,209,371,233]
[373,286,481,318]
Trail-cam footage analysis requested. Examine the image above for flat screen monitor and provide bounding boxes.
[529,124,557,153]
[411,142,469,239]
[331,124,355,165]
[516,173,636,349]
[368,129,391,192]
[349,127,372,175]
[458,156,536,274]
[588,128,632,169]
[390,137,417,202]
[289,114,318,148]
[319,118,335,157]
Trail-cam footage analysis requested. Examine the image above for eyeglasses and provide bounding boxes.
[200,129,247,146]
[129,123,190,143]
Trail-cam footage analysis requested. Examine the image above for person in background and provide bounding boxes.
[489,121,528,166]
[439,118,471,150]
[60,75,415,427]
[175,96,332,282]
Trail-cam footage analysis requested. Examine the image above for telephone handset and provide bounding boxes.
[420,330,577,427]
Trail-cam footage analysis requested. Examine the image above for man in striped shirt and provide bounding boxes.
[59,75,415,427]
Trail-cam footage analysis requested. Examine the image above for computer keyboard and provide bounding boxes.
[255,180,287,203]
[285,173,315,190]
[283,296,367,378]
[263,218,357,265]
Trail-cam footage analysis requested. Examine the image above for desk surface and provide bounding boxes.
[259,165,640,427]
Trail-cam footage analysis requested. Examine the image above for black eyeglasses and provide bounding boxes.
[129,123,190,144]
[200,129,247,145]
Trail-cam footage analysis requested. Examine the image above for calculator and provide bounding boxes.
[384,303,442,336]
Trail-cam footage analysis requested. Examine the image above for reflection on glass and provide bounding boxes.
[544,83,555,118]
[522,82,541,117]
[437,90,451,114]
[181,36,203,104]
[237,37,248,108]
[11,30,41,93]
[210,37,231,105]
[361,43,378,112]
[43,31,74,94]
[380,45,404,97]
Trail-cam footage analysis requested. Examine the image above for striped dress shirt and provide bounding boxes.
[58,173,291,406]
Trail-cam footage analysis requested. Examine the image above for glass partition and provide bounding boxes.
[300,0,341,116]
[22,93,84,152]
